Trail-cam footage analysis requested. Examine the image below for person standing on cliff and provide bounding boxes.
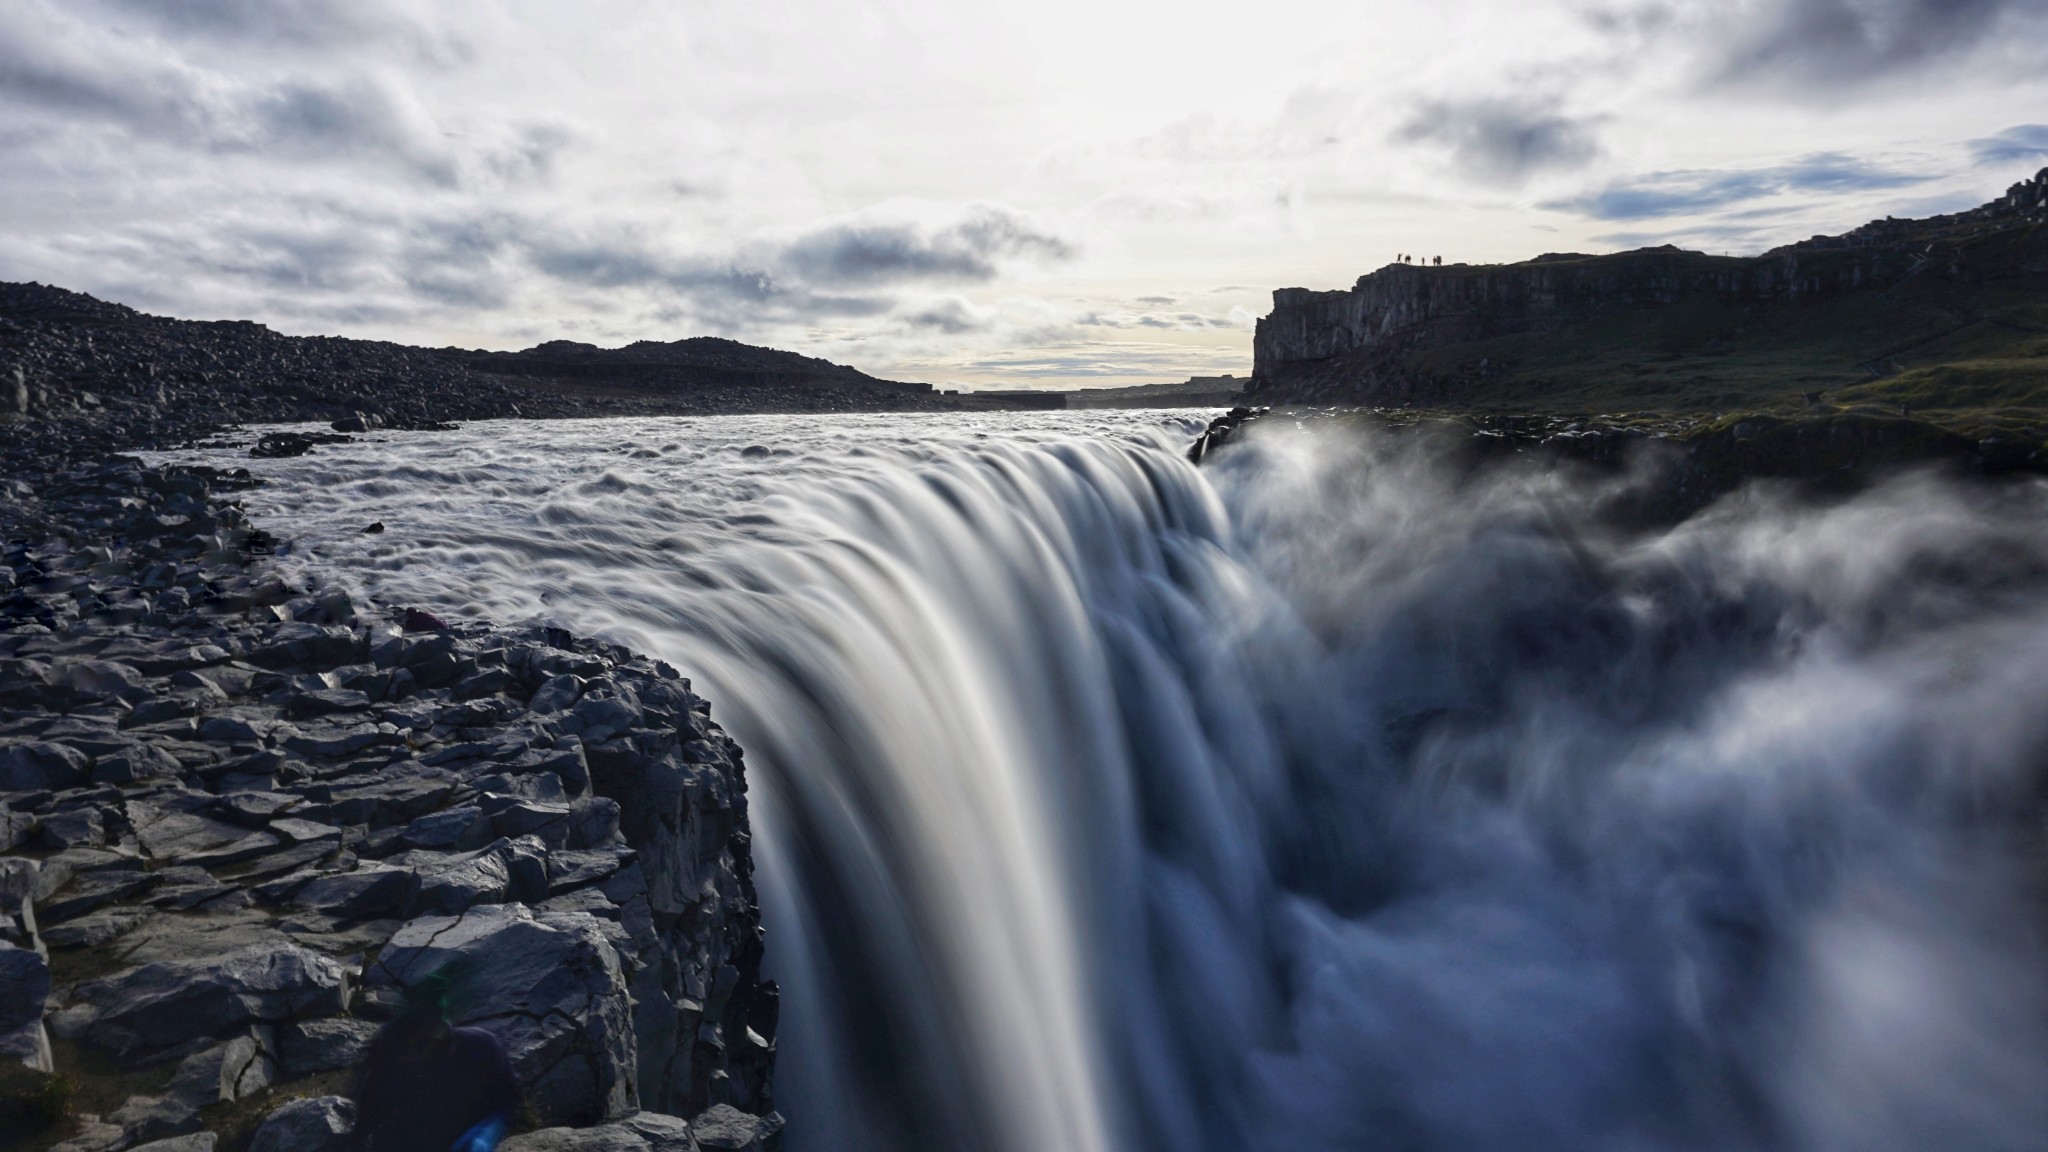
[345,968,523,1152]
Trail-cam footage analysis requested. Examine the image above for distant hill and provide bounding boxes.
[461,335,931,398]
[1068,375,1246,409]
[1246,167,2048,427]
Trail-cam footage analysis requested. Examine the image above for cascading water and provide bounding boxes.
[166,412,2048,1152]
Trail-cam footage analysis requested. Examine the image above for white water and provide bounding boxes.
[165,413,2048,1152]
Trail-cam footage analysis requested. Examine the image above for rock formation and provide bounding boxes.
[1,460,780,1151]
[1248,166,2048,406]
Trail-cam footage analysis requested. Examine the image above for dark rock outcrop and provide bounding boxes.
[1248,166,2048,406]
[1,459,781,1150]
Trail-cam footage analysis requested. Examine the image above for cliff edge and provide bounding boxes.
[1247,167,2048,416]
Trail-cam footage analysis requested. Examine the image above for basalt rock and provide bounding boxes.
[3,457,781,1148]
[1247,165,2048,407]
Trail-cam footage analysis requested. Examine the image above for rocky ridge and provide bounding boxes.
[1248,166,2048,406]
[1,458,783,1152]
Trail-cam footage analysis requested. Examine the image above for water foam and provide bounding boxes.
[165,412,2048,1152]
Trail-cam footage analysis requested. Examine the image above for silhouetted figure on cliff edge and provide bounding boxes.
[346,970,521,1152]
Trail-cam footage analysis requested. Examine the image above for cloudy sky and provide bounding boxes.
[3,0,2046,388]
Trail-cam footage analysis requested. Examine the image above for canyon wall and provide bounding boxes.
[1249,166,2048,405]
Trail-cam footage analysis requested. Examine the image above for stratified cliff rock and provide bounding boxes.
[1248,166,2048,407]
[1,461,780,1150]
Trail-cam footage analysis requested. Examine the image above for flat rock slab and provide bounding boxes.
[127,801,259,860]
[64,940,349,1061]
[501,1112,696,1152]
[690,1105,786,1152]
[278,1017,379,1077]
[250,1095,355,1152]
[42,905,157,949]
[367,904,634,1126]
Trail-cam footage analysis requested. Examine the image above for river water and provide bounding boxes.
[165,412,2048,1152]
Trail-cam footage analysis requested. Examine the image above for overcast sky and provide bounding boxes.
[3,0,2046,388]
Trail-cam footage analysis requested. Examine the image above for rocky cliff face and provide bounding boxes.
[0,460,780,1151]
[1249,166,2048,405]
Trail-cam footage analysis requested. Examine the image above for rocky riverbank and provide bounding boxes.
[1,456,784,1152]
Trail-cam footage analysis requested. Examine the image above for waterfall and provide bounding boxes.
[176,412,2048,1152]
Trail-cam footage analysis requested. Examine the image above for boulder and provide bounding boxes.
[0,942,50,1032]
[278,1017,378,1077]
[289,867,416,922]
[690,1104,785,1152]
[402,837,549,915]
[37,808,106,851]
[499,1111,694,1152]
[51,660,152,704]
[0,741,90,791]
[250,1095,355,1152]
[93,743,181,784]
[42,906,156,949]
[526,675,584,716]
[67,941,349,1061]
[366,905,636,1126]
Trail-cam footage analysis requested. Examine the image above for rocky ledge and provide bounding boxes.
[1,459,783,1152]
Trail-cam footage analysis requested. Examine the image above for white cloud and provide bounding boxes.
[0,0,2041,385]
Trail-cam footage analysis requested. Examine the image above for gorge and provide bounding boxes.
[115,410,2048,1152]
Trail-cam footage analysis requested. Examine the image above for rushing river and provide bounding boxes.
[165,412,2048,1152]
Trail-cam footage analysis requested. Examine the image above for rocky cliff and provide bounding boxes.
[1248,166,2048,408]
[1,461,782,1152]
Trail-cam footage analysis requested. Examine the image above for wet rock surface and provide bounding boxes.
[2,458,781,1150]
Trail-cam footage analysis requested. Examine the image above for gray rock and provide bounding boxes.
[52,660,152,704]
[285,688,372,720]
[0,856,54,911]
[126,801,258,860]
[198,715,267,745]
[69,941,349,1061]
[93,743,181,784]
[401,805,489,851]
[110,1093,201,1144]
[214,792,300,827]
[42,870,155,924]
[499,1118,687,1152]
[42,905,156,949]
[367,905,636,1126]
[402,837,548,915]
[0,804,34,852]
[249,1095,355,1152]
[114,1030,279,1141]
[128,1135,216,1152]
[537,747,590,794]
[278,1017,378,1077]
[38,807,107,850]
[526,675,584,716]
[289,867,415,921]
[536,888,618,921]
[565,797,622,849]
[491,800,572,848]
[0,740,90,790]
[546,849,632,895]
[690,1105,785,1152]
[269,818,342,845]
